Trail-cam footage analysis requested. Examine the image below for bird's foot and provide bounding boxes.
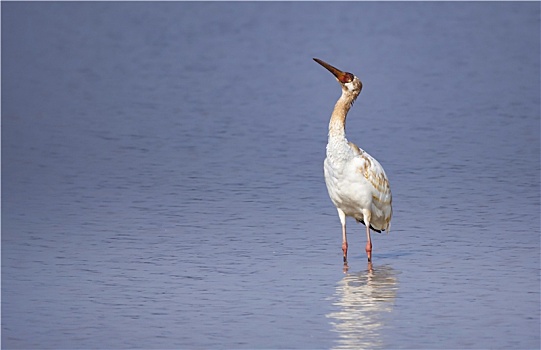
[343,262,349,273]
[367,261,373,272]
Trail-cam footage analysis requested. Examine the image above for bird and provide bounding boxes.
[313,58,392,267]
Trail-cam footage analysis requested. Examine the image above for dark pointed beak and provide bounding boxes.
[313,58,349,83]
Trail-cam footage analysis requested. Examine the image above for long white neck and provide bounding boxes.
[328,91,355,140]
[326,91,357,163]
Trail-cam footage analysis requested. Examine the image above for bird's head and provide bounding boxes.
[313,58,362,97]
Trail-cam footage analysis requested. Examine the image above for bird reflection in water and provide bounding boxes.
[327,263,398,349]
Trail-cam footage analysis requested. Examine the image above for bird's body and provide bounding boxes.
[314,58,392,266]
[324,141,392,232]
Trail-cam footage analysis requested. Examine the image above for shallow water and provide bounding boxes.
[2,2,540,349]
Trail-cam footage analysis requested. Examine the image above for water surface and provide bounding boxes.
[2,2,539,349]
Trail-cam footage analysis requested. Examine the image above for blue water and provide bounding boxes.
[2,2,539,349]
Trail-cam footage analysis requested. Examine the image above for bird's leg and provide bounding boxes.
[362,210,373,262]
[365,224,373,262]
[342,238,348,264]
[338,209,348,266]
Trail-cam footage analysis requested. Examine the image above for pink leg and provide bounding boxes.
[363,210,373,262]
[337,209,348,265]
[342,241,348,264]
[365,224,372,262]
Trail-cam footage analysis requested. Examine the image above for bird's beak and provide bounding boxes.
[313,58,349,83]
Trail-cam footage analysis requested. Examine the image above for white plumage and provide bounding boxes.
[314,58,392,266]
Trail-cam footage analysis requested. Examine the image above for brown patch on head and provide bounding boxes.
[338,72,354,84]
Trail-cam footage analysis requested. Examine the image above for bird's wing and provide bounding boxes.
[349,142,393,230]
[348,141,363,156]
[358,152,391,200]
